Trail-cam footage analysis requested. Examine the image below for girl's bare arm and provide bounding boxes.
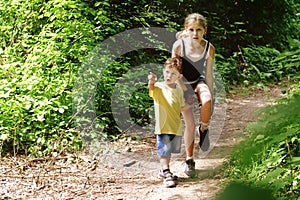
[172,40,188,91]
[205,44,215,99]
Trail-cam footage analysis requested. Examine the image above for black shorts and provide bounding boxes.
[184,75,206,105]
[190,75,206,90]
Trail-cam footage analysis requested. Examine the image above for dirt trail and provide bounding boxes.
[0,86,284,200]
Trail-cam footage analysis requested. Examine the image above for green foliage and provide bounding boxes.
[0,0,101,156]
[217,40,300,86]
[223,85,300,199]
[271,38,300,79]
[94,50,167,136]
[217,182,274,200]
[180,0,300,56]
[216,46,281,85]
[0,0,299,156]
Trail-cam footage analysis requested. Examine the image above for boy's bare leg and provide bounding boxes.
[159,156,171,170]
[159,156,177,187]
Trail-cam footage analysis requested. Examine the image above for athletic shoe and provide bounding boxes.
[199,126,210,151]
[184,159,195,177]
[162,170,177,188]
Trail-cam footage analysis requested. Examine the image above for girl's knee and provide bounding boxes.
[196,90,211,104]
[196,85,211,98]
[201,92,211,101]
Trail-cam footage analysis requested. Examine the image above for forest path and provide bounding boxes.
[101,86,283,200]
[0,86,284,200]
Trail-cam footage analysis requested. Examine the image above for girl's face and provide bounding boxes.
[163,67,181,86]
[186,22,206,42]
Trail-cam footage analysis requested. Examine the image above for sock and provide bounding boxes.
[186,156,193,161]
[200,121,209,132]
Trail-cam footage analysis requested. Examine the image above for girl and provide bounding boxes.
[172,13,215,176]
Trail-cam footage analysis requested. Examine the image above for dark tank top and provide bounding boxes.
[181,39,210,89]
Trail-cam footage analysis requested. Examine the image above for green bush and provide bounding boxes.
[236,46,282,84]
[216,40,300,86]
[223,85,300,199]
[0,0,102,156]
[0,0,299,156]
[93,50,168,136]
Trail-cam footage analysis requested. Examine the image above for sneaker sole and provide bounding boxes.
[163,179,177,188]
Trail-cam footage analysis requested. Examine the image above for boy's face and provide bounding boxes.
[163,66,181,85]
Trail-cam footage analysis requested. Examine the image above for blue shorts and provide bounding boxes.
[156,134,182,156]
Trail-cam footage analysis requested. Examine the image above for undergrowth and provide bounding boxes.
[220,81,300,199]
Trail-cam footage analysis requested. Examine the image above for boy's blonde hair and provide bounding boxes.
[164,57,182,73]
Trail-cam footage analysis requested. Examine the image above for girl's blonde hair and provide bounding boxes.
[176,13,207,39]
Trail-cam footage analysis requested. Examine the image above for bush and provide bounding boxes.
[1,0,299,156]
[223,85,300,199]
[0,0,101,156]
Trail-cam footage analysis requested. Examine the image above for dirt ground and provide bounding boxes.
[0,86,284,200]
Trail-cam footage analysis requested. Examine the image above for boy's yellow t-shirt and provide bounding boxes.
[149,82,185,136]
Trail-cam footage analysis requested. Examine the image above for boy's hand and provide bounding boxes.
[148,72,156,91]
[148,72,157,83]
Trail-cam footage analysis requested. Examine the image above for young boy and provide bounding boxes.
[148,57,186,187]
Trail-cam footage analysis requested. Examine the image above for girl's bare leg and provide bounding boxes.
[182,106,195,157]
[196,83,212,130]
